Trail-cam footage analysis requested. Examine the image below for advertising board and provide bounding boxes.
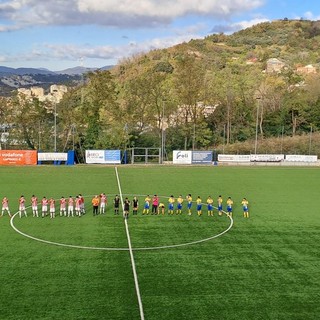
[218,154,251,162]
[0,150,37,165]
[250,154,285,162]
[86,150,121,164]
[192,151,212,164]
[38,152,68,161]
[172,151,192,164]
[285,155,318,162]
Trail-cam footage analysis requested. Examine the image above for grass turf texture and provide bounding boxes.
[0,165,319,320]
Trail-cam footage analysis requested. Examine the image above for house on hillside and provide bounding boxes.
[296,64,317,74]
[266,58,285,73]
[18,84,67,103]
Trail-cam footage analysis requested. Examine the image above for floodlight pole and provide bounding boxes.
[254,97,260,155]
[54,102,57,152]
[161,100,165,163]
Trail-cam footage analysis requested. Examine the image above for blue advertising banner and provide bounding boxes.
[192,151,213,164]
[104,150,121,164]
[86,150,121,164]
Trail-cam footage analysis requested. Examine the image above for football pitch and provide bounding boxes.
[0,165,319,320]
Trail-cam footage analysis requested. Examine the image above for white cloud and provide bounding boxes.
[211,17,269,34]
[303,11,320,21]
[0,31,202,67]
[0,0,264,29]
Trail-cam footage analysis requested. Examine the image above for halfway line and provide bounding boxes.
[115,166,145,320]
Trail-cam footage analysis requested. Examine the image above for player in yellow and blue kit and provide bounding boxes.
[143,195,151,215]
[176,195,183,214]
[168,195,175,215]
[226,197,233,217]
[158,202,165,215]
[186,194,192,215]
[241,198,249,218]
[217,195,223,216]
[207,196,213,216]
[196,196,202,216]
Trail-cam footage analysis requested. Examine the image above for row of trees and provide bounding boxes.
[1,53,320,161]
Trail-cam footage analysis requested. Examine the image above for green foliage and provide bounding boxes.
[153,61,174,73]
[4,20,320,154]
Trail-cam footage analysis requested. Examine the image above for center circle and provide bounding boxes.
[10,195,234,251]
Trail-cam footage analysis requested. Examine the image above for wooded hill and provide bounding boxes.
[2,19,320,158]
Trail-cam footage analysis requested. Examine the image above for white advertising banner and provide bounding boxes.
[250,154,285,162]
[173,151,192,164]
[86,150,105,164]
[86,150,121,164]
[38,152,68,161]
[285,155,318,162]
[218,154,251,162]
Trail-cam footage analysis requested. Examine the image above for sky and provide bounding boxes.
[0,0,319,71]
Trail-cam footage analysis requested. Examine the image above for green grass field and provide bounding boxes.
[0,165,319,320]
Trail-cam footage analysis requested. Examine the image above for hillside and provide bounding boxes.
[2,19,320,155]
[114,19,320,78]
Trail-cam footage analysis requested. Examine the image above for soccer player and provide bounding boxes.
[132,196,139,215]
[142,195,151,215]
[168,195,175,215]
[151,195,159,215]
[114,195,120,215]
[41,196,48,218]
[92,195,99,216]
[176,195,183,214]
[75,196,81,216]
[79,194,85,215]
[67,196,74,217]
[158,202,165,215]
[49,197,56,219]
[241,198,249,218]
[123,198,130,219]
[60,196,67,217]
[1,197,11,217]
[19,195,27,218]
[100,193,107,214]
[196,196,202,216]
[31,195,38,217]
[186,194,192,215]
[217,195,223,216]
[226,197,233,217]
[207,196,214,216]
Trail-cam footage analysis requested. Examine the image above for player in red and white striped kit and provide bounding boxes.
[1,197,11,217]
[100,193,107,214]
[79,194,85,215]
[68,196,74,217]
[41,196,48,218]
[60,196,66,217]
[19,195,27,218]
[49,198,56,219]
[31,195,38,217]
[75,196,81,216]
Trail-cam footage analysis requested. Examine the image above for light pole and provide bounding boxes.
[309,125,313,155]
[54,102,57,152]
[254,97,260,154]
[161,100,165,163]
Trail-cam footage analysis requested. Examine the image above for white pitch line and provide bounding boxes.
[115,166,145,320]
[10,211,233,251]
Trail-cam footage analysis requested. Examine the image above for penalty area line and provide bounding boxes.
[115,166,145,320]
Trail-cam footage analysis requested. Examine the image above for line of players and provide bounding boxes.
[1,193,249,219]
[1,194,90,218]
[139,194,249,218]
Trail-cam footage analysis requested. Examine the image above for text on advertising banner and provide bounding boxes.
[192,151,212,164]
[173,151,192,164]
[0,150,37,165]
